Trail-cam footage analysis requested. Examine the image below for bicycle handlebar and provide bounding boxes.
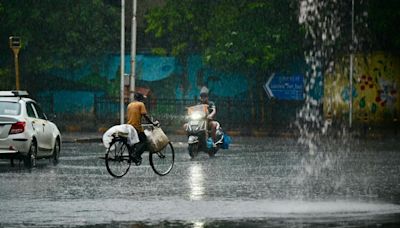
[141,123,156,127]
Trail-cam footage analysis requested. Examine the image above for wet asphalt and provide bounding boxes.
[0,135,400,227]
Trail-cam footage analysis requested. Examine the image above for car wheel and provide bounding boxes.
[52,138,60,165]
[24,140,37,168]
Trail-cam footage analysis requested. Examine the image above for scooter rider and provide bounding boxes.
[199,87,218,145]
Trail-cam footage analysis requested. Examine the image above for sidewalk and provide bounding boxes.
[61,131,188,144]
[61,128,400,144]
[60,125,302,144]
[60,130,300,147]
[62,131,103,143]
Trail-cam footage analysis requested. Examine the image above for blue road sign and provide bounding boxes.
[263,73,304,100]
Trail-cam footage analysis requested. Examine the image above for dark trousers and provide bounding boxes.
[135,132,147,156]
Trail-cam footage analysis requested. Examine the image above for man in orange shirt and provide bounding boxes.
[127,92,159,163]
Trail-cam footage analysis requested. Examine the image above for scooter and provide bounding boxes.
[185,104,224,158]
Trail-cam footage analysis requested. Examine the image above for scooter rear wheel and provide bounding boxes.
[188,143,198,158]
[208,147,217,157]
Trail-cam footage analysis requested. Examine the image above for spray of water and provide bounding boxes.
[297,0,343,152]
[294,0,368,200]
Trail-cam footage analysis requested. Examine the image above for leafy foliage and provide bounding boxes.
[368,0,400,53]
[145,0,304,76]
[0,68,13,90]
[145,0,214,67]
[0,0,120,90]
[0,0,398,93]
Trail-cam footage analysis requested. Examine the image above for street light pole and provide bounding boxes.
[120,0,126,124]
[9,36,21,90]
[130,0,137,102]
[349,0,354,128]
[13,50,20,90]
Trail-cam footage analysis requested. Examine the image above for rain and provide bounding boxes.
[1,0,400,227]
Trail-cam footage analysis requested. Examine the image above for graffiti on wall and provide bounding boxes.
[324,52,400,123]
[102,55,248,99]
[40,55,249,113]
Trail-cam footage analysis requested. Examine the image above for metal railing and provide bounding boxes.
[93,96,303,132]
[34,94,303,132]
[34,94,400,136]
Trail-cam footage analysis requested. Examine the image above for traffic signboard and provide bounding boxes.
[263,73,304,100]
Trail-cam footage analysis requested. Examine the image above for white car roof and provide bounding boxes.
[0,91,34,102]
[0,91,29,97]
[0,97,34,103]
[0,97,21,102]
[0,91,35,103]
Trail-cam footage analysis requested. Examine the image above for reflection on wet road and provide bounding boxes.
[0,136,399,227]
[189,163,205,200]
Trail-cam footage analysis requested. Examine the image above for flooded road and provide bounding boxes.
[0,135,400,227]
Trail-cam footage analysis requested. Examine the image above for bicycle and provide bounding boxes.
[104,125,175,178]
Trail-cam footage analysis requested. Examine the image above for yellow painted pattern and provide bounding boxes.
[324,52,400,123]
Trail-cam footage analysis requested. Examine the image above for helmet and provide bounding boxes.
[134,92,146,101]
[199,86,209,97]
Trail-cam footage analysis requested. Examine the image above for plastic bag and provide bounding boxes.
[221,134,232,149]
[102,124,139,148]
[144,127,169,152]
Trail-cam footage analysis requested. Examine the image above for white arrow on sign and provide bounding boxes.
[263,73,275,99]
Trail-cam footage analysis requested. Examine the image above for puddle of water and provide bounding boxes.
[1,198,399,227]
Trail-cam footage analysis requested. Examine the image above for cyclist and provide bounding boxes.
[127,92,159,163]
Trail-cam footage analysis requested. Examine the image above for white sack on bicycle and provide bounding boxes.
[102,124,139,148]
[144,126,169,152]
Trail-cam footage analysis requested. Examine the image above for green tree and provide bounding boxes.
[145,0,304,97]
[204,1,303,72]
[0,0,120,91]
[145,0,214,94]
[368,0,400,53]
[145,0,211,57]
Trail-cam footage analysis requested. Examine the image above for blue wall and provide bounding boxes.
[39,90,104,114]
[41,54,250,114]
[103,54,249,98]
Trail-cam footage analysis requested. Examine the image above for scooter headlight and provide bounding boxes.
[190,112,203,120]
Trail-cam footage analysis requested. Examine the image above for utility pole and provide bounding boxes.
[9,36,21,90]
[349,0,354,128]
[130,0,137,102]
[120,0,126,124]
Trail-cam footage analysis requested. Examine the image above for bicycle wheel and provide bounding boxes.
[105,139,131,178]
[149,142,175,176]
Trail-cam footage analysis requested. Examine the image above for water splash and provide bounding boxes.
[297,0,344,152]
[295,0,368,199]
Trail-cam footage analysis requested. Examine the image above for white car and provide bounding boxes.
[0,91,61,167]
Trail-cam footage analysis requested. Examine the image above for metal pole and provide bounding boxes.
[120,0,126,124]
[13,51,20,90]
[9,37,21,90]
[130,0,137,102]
[349,0,354,128]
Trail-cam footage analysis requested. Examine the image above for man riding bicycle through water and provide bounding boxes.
[198,87,220,146]
[127,92,159,163]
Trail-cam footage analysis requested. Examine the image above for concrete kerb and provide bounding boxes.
[62,132,103,144]
[61,127,399,144]
[61,128,299,144]
[61,130,188,144]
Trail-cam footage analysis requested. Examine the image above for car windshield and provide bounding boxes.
[0,101,21,116]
